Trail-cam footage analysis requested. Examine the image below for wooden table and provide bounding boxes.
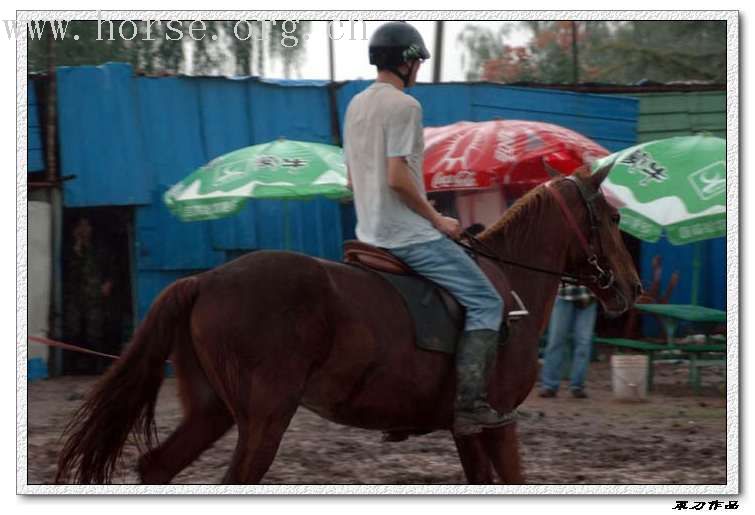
[634,304,726,345]
[635,304,725,393]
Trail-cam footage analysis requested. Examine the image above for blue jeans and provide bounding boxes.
[389,236,503,332]
[540,297,598,391]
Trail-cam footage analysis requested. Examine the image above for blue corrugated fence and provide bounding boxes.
[28,81,45,172]
[55,63,649,322]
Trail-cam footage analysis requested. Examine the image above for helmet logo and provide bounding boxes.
[402,44,421,61]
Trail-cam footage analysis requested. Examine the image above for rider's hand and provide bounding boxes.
[433,214,462,240]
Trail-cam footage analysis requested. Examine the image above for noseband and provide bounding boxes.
[545,176,615,289]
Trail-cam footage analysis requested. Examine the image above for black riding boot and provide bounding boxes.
[453,329,516,436]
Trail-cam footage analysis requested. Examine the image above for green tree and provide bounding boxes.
[457,24,509,80]
[460,20,726,84]
[597,21,726,83]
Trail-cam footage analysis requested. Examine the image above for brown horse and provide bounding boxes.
[55,167,641,485]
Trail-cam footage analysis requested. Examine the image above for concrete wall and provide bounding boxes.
[28,201,51,379]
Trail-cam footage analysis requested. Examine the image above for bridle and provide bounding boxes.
[545,176,615,290]
[459,176,615,289]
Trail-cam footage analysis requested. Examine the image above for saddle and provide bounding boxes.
[343,240,414,274]
[343,240,528,354]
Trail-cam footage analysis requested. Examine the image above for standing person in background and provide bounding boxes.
[539,282,598,399]
[63,217,111,374]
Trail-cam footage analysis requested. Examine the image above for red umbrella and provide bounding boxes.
[423,120,610,192]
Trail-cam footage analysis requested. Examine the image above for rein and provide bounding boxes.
[28,335,122,361]
[456,233,586,284]
[28,335,172,364]
[457,176,615,289]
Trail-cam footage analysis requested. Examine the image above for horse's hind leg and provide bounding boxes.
[137,343,234,484]
[223,409,297,484]
[480,423,524,484]
[453,433,495,484]
[222,364,307,484]
[138,401,233,484]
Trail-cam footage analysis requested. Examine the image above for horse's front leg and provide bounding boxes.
[480,422,524,484]
[452,433,495,484]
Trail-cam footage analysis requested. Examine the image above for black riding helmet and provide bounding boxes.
[369,21,430,86]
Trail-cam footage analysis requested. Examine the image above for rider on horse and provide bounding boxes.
[343,21,511,436]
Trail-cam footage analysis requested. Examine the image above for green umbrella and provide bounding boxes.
[591,134,726,303]
[164,138,351,222]
[592,134,725,244]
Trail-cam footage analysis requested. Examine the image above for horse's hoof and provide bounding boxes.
[381,431,409,442]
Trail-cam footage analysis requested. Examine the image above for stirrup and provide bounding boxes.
[507,290,529,322]
[480,408,519,428]
[453,407,518,436]
[453,423,483,437]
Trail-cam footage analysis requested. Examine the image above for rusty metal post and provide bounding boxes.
[571,21,579,85]
[433,21,444,83]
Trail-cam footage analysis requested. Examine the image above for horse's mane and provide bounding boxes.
[481,169,593,245]
[480,183,554,244]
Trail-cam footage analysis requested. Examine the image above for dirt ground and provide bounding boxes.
[26,359,727,485]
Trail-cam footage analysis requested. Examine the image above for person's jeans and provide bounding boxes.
[540,297,598,391]
[388,236,503,331]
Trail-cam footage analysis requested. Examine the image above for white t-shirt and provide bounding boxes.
[344,82,442,249]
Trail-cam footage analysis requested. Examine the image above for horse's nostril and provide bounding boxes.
[634,282,643,297]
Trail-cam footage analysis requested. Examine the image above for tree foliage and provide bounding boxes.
[458,20,727,84]
[28,19,311,78]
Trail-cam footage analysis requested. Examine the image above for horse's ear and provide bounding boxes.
[589,157,615,188]
[542,158,562,179]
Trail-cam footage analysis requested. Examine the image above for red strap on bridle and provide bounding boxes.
[544,179,593,258]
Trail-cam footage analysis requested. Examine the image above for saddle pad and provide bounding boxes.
[372,269,464,355]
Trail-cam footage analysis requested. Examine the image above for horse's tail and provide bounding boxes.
[55,276,200,484]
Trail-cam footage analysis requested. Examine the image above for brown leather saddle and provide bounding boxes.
[343,239,462,319]
[343,240,413,275]
[343,240,528,354]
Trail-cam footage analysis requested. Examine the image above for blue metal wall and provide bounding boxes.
[638,238,726,310]
[56,64,347,319]
[27,81,44,172]
[56,64,643,320]
[468,86,637,152]
[58,64,151,205]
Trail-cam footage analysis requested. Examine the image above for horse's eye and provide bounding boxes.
[611,213,621,224]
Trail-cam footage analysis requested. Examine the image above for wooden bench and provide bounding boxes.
[675,342,726,394]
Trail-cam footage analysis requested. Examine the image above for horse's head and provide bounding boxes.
[547,164,642,316]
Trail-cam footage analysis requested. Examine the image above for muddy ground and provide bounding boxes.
[26,360,727,485]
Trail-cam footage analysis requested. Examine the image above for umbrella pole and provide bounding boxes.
[283,200,291,250]
[690,241,703,305]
